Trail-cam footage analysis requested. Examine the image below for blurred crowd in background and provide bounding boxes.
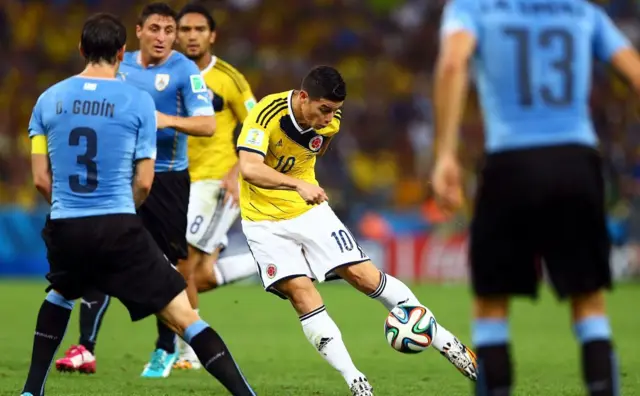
[2,0,640,242]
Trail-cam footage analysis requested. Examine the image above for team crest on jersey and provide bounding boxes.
[266,264,277,279]
[309,135,324,152]
[155,74,170,91]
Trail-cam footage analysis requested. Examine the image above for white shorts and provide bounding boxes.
[186,180,240,254]
[241,202,370,297]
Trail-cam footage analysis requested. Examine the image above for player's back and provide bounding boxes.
[463,0,617,152]
[31,77,153,219]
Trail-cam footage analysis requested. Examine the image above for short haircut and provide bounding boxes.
[80,13,127,65]
[138,2,177,26]
[301,66,347,102]
[177,2,216,31]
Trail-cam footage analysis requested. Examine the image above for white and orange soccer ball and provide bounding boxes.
[385,304,437,354]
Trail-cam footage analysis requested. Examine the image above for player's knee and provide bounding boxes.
[570,290,606,322]
[195,264,217,292]
[334,260,380,294]
[274,276,322,314]
[157,290,200,337]
[473,296,509,319]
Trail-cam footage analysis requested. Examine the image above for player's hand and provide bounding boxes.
[156,111,173,130]
[296,182,328,205]
[431,153,464,214]
[222,171,240,207]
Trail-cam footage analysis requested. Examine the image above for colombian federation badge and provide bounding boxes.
[309,135,324,152]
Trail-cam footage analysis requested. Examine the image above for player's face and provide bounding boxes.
[136,14,176,61]
[177,13,215,60]
[301,93,343,129]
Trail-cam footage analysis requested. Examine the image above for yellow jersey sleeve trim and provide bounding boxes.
[31,135,48,155]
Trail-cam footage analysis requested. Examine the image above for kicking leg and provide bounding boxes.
[55,289,109,374]
[334,261,478,381]
[274,276,373,396]
[571,291,619,396]
[157,290,256,396]
[22,291,74,396]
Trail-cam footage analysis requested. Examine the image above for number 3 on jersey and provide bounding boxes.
[505,27,574,107]
[69,127,99,193]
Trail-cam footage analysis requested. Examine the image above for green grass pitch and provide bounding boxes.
[1,281,639,395]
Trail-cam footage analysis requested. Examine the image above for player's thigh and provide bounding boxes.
[41,217,90,300]
[540,146,611,298]
[242,219,312,298]
[470,152,538,297]
[290,203,369,282]
[138,170,191,263]
[95,216,186,322]
[186,180,225,254]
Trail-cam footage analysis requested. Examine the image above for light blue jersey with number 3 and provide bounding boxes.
[440,0,631,153]
[28,77,157,220]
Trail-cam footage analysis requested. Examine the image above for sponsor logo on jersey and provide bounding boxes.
[244,129,265,147]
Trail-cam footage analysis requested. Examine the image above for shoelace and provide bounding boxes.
[148,350,167,371]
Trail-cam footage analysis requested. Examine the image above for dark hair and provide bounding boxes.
[138,2,177,26]
[80,13,127,65]
[177,2,216,31]
[301,66,346,102]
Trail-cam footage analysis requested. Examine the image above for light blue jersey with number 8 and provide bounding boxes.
[440,0,631,153]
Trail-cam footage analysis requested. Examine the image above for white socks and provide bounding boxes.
[367,271,420,310]
[300,305,366,385]
[368,271,459,353]
[214,252,257,286]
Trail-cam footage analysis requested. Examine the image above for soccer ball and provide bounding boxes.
[385,304,437,354]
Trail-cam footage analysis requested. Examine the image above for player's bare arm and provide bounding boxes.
[222,163,240,205]
[156,111,215,137]
[432,30,476,213]
[31,152,52,205]
[133,158,155,208]
[611,49,640,93]
[238,150,327,204]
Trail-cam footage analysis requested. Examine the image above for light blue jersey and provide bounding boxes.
[28,77,157,220]
[118,51,214,172]
[441,0,630,153]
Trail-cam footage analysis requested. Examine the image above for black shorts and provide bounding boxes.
[42,214,186,321]
[470,144,611,299]
[137,169,190,264]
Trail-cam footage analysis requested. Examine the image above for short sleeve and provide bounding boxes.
[440,0,479,39]
[229,72,257,122]
[28,93,46,138]
[237,125,269,157]
[135,91,157,161]
[180,59,215,117]
[592,5,631,62]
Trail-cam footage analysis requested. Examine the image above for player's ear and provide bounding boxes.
[136,25,143,39]
[78,43,85,58]
[117,45,126,62]
[209,31,216,45]
[299,90,308,103]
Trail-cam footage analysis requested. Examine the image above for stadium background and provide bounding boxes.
[2,1,640,394]
[2,0,640,281]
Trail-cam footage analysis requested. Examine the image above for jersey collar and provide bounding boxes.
[135,50,175,68]
[201,56,217,74]
[287,90,313,134]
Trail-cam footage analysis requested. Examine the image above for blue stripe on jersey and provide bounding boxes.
[440,0,630,153]
[119,51,214,172]
[28,76,157,219]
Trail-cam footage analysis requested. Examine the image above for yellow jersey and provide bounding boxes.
[188,56,256,181]
[237,90,342,222]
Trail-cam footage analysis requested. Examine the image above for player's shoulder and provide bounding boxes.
[249,91,290,128]
[211,57,250,89]
[122,51,138,66]
[167,51,196,69]
[255,91,289,110]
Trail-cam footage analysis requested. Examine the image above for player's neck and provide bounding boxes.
[139,51,171,68]
[196,52,213,71]
[79,63,117,79]
[291,91,311,129]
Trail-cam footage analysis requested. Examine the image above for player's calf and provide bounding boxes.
[473,296,512,395]
[157,290,256,395]
[335,262,477,381]
[274,276,372,393]
[571,291,619,396]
